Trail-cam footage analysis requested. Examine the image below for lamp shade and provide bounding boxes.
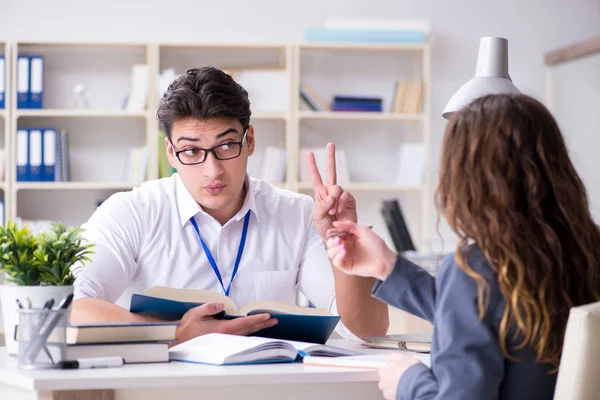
[442,37,520,119]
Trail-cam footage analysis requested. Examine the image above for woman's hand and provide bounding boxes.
[378,353,421,400]
[325,220,397,280]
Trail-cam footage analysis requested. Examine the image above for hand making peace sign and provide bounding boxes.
[306,143,357,240]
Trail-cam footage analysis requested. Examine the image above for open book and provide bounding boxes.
[361,333,432,353]
[168,333,362,365]
[129,286,340,344]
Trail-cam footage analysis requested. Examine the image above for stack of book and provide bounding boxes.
[58,321,177,363]
[331,96,383,112]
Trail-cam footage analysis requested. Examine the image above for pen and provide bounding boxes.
[326,224,373,238]
[56,356,125,370]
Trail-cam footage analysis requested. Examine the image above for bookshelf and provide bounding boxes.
[7,41,156,225]
[1,42,8,221]
[0,40,431,251]
[295,42,431,248]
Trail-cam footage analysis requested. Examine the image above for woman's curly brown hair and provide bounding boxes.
[435,93,600,368]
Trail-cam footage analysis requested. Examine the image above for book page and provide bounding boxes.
[138,286,240,316]
[239,300,333,317]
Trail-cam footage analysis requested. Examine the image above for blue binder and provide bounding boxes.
[42,128,56,181]
[17,56,29,109]
[29,56,44,109]
[28,129,43,181]
[0,56,5,109]
[16,129,29,181]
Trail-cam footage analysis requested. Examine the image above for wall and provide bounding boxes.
[550,52,600,222]
[1,0,600,248]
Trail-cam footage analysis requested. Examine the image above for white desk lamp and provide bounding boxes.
[442,37,520,119]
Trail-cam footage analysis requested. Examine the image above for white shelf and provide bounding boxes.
[299,42,428,52]
[297,182,424,192]
[15,109,148,118]
[298,111,423,121]
[15,182,137,191]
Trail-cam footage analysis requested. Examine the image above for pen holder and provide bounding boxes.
[17,308,69,370]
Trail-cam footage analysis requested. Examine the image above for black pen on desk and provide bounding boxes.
[56,356,125,370]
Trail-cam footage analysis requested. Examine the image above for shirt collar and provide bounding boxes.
[175,173,260,228]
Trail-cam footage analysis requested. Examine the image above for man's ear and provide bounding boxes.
[247,125,255,157]
[165,136,178,170]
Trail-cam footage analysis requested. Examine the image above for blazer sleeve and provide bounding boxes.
[371,255,444,322]
[394,253,505,400]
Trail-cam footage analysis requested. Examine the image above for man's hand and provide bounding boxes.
[307,143,357,239]
[174,302,278,346]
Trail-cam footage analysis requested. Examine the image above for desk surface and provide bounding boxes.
[0,339,393,392]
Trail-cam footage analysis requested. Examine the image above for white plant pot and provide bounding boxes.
[0,284,74,355]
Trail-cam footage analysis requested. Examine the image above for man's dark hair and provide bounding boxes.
[157,67,251,139]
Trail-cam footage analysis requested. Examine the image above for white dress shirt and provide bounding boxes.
[73,174,353,337]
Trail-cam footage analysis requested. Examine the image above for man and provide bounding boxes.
[71,67,388,343]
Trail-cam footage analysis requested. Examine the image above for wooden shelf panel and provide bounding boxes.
[296,182,424,191]
[251,112,287,121]
[299,43,428,52]
[299,111,423,121]
[15,110,148,118]
[15,182,137,191]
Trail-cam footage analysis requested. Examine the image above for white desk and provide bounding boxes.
[0,340,399,400]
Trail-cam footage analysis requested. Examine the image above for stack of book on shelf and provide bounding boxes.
[56,321,177,364]
[16,55,44,109]
[305,18,429,44]
[391,81,424,114]
[16,128,69,182]
[168,333,362,365]
[331,96,383,112]
[122,146,149,185]
[259,146,286,184]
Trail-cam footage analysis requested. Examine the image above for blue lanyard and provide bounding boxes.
[190,212,250,297]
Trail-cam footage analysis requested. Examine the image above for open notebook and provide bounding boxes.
[303,353,431,369]
[130,286,340,344]
[168,333,363,365]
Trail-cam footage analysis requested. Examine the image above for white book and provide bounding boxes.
[168,333,361,366]
[324,18,431,33]
[396,143,426,186]
[260,146,286,183]
[126,64,150,112]
[233,70,287,112]
[299,147,351,185]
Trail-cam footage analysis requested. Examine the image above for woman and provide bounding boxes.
[326,93,600,400]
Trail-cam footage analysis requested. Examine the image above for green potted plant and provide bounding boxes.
[0,221,94,355]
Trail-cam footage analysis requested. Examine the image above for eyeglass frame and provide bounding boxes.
[169,127,249,166]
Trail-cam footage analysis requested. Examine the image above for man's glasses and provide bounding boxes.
[171,128,248,166]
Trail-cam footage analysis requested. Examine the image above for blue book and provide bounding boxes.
[129,286,341,345]
[16,128,29,181]
[0,56,5,109]
[16,56,30,109]
[305,28,426,43]
[29,56,44,109]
